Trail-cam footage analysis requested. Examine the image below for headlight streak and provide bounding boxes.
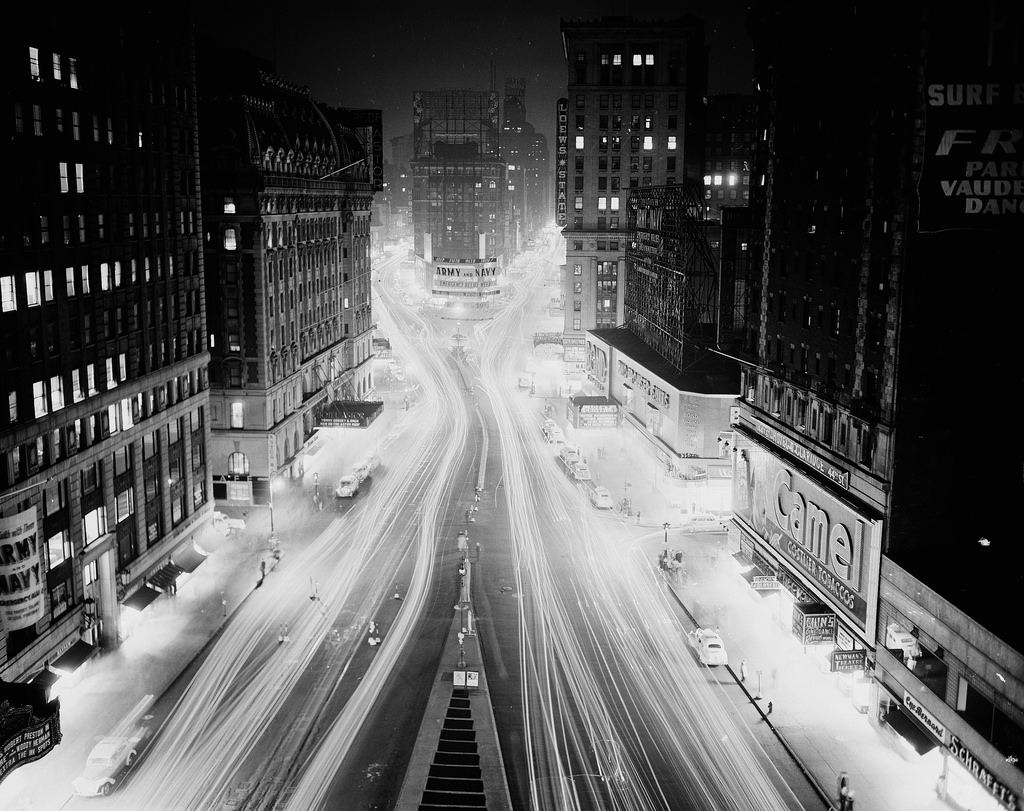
[469,258,801,811]
[108,271,473,811]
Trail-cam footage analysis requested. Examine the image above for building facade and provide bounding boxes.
[500,78,551,252]
[702,94,755,220]
[411,89,507,311]
[200,49,379,507]
[731,4,1022,810]
[559,16,707,380]
[1,11,211,684]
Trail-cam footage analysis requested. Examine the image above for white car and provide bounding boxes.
[559,444,581,464]
[679,514,728,534]
[589,486,614,509]
[688,628,729,666]
[335,474,360,498]
[352,455,379,483]
[571,462,592,481]
[72,733,147,796]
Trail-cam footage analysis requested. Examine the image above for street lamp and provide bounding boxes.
[663,522,670,548]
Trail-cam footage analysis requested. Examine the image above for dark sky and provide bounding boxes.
[197,2,752,157]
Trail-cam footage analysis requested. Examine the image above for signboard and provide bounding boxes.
[903,690,946,744]
[0,507,44,631]
[555,98,567,226]
[947,734,1019,810]
[830,649,867,673]
[749,416,849,489]
[617,360,671,408]
[453,670,466,687]
[0,706,61,783]
[733,442,880,630]
[752,575,780,591]
[466,671,479,688]
[792,605,836,645]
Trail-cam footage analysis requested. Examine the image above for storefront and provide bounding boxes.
[119,584,162,641]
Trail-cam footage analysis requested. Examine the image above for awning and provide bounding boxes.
[883,706,939,755]
[175,542,209,573]
[122,585,162,613]
[50,639,98,676]
[148,562,184,592]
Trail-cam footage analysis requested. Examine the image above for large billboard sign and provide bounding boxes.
[0,507,44,632]
[733,444,880,630]
[555,99,568,226]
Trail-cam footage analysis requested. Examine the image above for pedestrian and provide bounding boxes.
[767,700,773,715]
[636,510,642,524]
[740,659,748,682]
[838,771,849,802]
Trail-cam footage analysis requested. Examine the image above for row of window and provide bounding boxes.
[575,114,678,131]
[15,205,197,253]
[576,93,678,110]
[574,135,677,151]
[28,47,78,87]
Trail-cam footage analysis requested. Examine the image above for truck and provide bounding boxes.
[72,695,155,797]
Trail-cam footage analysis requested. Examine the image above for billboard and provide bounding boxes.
[0,507,44,631]
[733,443,881,630]
[555,98,568,226]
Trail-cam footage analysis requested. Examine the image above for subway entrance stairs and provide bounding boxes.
[418,690,486,809]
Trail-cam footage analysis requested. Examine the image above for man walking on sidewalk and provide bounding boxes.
[740,659,748,682]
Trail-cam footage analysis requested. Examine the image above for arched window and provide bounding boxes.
[227,452,249,476]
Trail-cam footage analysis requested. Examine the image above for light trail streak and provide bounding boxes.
[106,253,473,811]
[470,248,803,810]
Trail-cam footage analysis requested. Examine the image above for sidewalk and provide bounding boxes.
[561,401,952,811]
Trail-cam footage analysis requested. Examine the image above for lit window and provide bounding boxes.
[728,174,737,186]
[68,57,78,89]
[75,163,84,192]
[1,277,16,312]
[80,265,90,293]
[713,175,723,186]
[25,272,41,306]
[33,380,48,417]
[668,136,677,150]
[575,136,584,149]
[598,197,607,211]
[611,197,620,211]
[229,402,244,428]
[29,47,40,79]
[83,506,107,545]
[224,228,237,250]
[633,54,642,66]
[72,369,84,402]
[223,197,235,214]
[612,54,621,66]
[574,196,583,211]
[52,53,62,81]
[50,375,64,411]
[645,54,654,65]
[59,162,69,193]
[43,270,53,301]
[100,262,111,290]
[643,136,653,150]
[8,392,17,422]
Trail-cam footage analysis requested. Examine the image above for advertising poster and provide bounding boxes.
[733,443,880,631]
[0,507,45,631]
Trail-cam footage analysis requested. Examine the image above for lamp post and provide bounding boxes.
[663,522,670,547]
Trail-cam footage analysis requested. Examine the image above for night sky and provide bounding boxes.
[197,1,753,157]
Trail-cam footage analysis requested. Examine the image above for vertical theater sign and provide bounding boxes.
[555,99,568,227]
[733,443,883,643]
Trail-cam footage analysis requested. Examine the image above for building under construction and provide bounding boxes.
[411,89,507,310]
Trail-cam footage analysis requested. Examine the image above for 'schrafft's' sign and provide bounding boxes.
[555,98,567,226]
[0,507,44,631]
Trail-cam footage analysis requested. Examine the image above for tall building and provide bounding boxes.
[559,15,707,382]
[500,78,551,251]
[384,133,414,243]
[411,89,507,311]
[702,94,755,220]
[732,4,1023,810]
[199,46,381,511]
[1,10,211,685]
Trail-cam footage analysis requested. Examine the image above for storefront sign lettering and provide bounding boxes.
[831,649,867,672]
[947,734,1019,810]
[556,99,568,226]
[617,361,670,408]
[751,418,849,488]
[903,691,946,744]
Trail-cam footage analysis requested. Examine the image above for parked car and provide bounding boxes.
[559,444,581,464]
[688,628,729,666]
[571,462,592,481]
[548,426,565,445]
[679,513,729,534]
[336,474,360,498]
[589,485,615,509]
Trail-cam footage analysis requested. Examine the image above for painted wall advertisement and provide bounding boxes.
[585,338,609,390]
[0,507,44,631]
[733,443,881,632]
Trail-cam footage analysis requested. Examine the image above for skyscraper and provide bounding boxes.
[1,10,210,682]
[501,78,551,250]
[733,4,1022,806]
[559,15,707,381]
